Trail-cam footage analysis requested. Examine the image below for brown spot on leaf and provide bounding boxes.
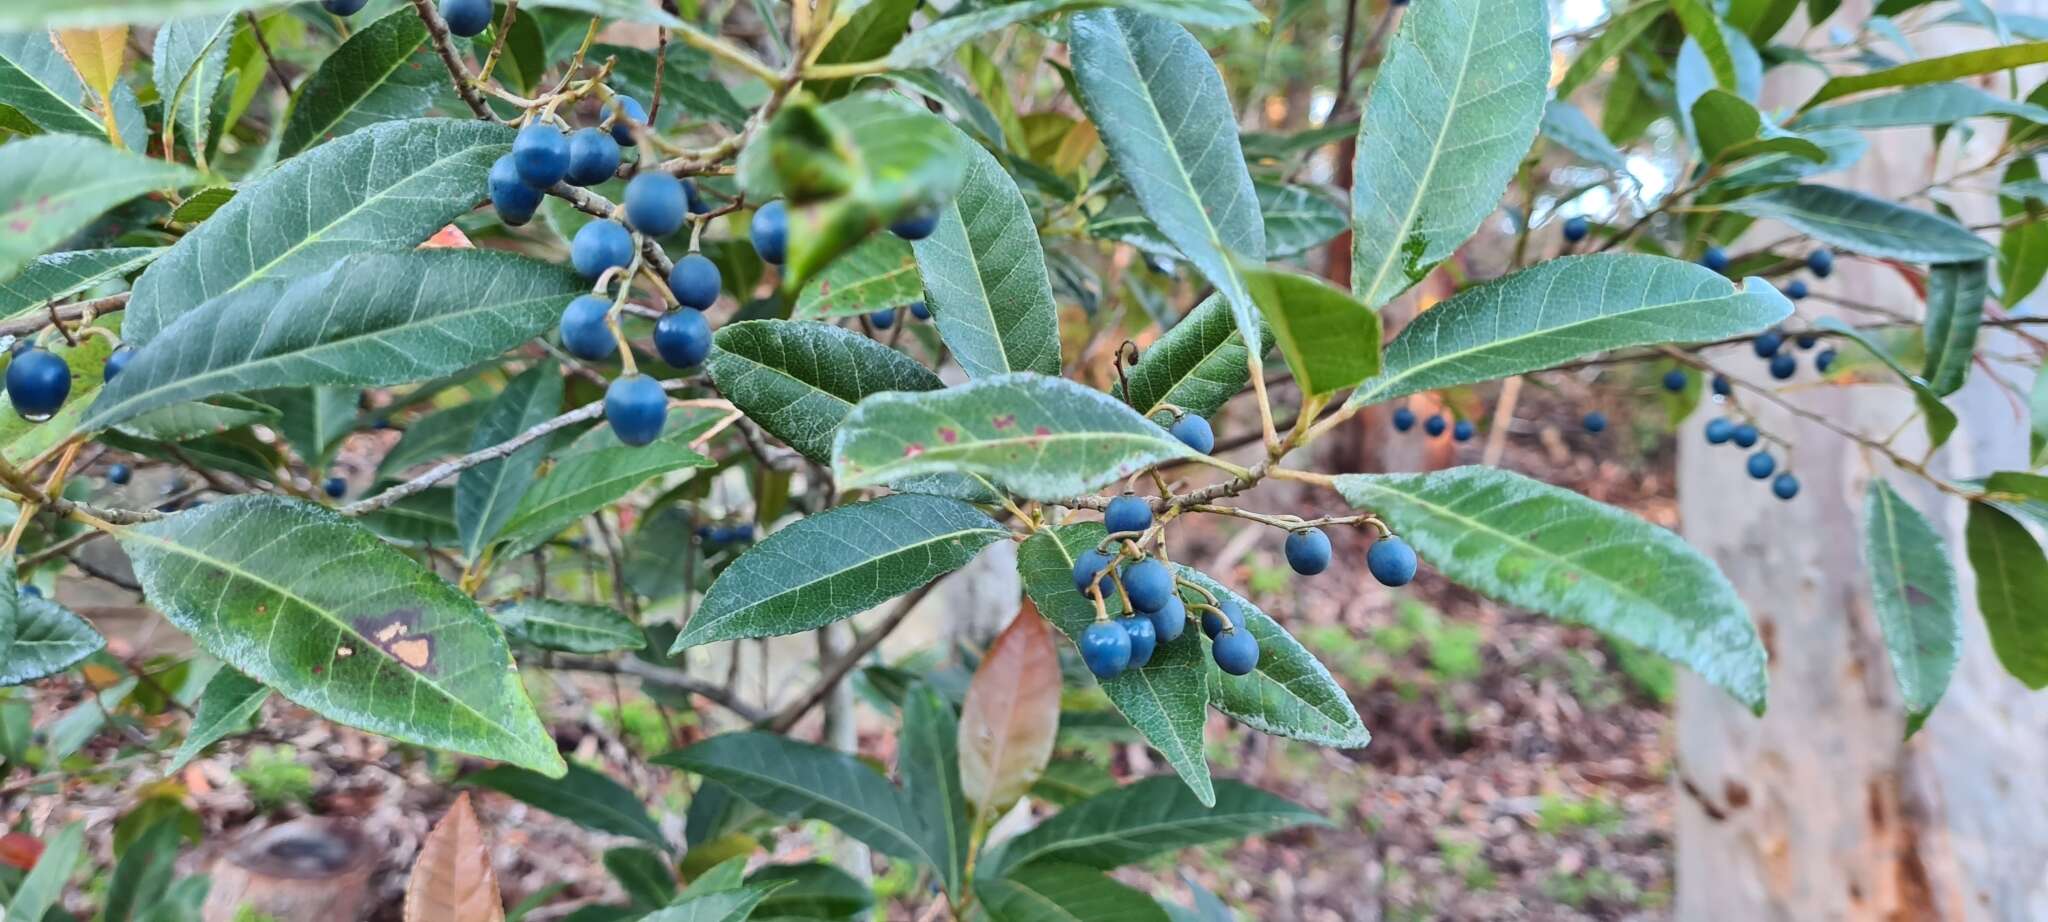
[1033,426,1051,437]
[992,415,1016,430]
[389,638,433,670]
[353,609,437,673]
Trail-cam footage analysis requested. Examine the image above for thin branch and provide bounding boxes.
[243,11,293,93]
[408,0,497,120]
[765,578,946,733]
[552,655,766,723]
[0,293,129,339]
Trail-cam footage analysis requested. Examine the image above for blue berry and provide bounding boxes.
[751,201,788,265]
[1712,374,1731,397]
[1170,415,1214,454]
[324,476,347,499]
[1769,352,1797,380]
[103,346,134,381]
[1080,621,1133,679]
[909,301,930,321]
[1562,216,1589,242]
[683,179,709,214]
[570,221,634,280]
[1663,369,1688,392]
[1701,246,1730,272]
[653,309,712,368]
[1392,407,1416,431]
[6,348,69,420]
[512,123,570,189]
[869,309,896,330]
[668,254,721,310]
[1753,330,1784,358]
[559,295,617,361]
[1104,494,1152,535]
[489,153,541,225]
[1122,558,1174,612]
[1148,594,1187,642]
[1705,418,1734,444]
[1202,600,1244,639]
[608,95,646,146]
[564,128,621,186]
[1582,411,1608,433]
[1772,472,1800,500]
[1783,279,1808,300]
[19,585,39,598]
[1815,349,1837,373]
[322,0,369,14]
[1732,423,1759,448]
[441,0,491,36]
[605,374,668,446]
[1118,614,1157,669]
[1212,625,1259,676]
[624,172,687,237]
[1796,333,1819,350]
[1807,249,1834,278]
[1746,450,1776,479]
[1284,528,1331,575]
[1368,535,1420,587]
[890,207,941,241]
[1452,419,1474,442]
[107,463,131,485]
[1423,414,1447,437]
[1073,548,1116,596]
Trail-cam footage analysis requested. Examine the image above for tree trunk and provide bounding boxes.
[1674,4,2048,920]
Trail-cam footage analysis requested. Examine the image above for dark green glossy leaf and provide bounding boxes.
[1349,0,1547,309]
[457,363,562,560]
[1964,502,2048,690]
[101,816,179,922]
[498,405,718,554]
[84,250,582,432]
[166,668,268,771]
[980,862,1171,922]
[1818,317,1956,448]
[0,135,200,285]
[1670,0,1736,90]
[124,118,513,344]
[1336,467,1768,711]
[4,822,82,922]
[1692,89,1826,165]
[259,386,357,470]
[1346,255,1791,410]
[656,731,931,863]
[1018,524,1212,805]
[707,319,941,464]
[117,495,564,776]
[359,487,460,549]
[1798,83,2048,130]
[1118,295,1269,419]
[1803,41,2048,108]
[2001,161,2048,311]
[833,372,1195,501]
[902,683,968,899]
[279,8,436,157]
[670,493,1005,651]
[1171,568,1368,747]
[0,247,156,319]
[378,400,490,477]
[1720,185,1994,263]
[886,0,1261,69]
[468,762,668,850]
[1920,260,1987,396]
[987,776,1321,875]
[1238,261,1379,397]
[0,31,97,134]
[1254,181,1346,260]
[747,863,873,919]
[1862,481,1960,735]
[0,589,104,686]
[494,599,642,654]
[152,14,234,161]
[604,846,676,908]
[116,393,280,443]
[640,888,776,922]
[911,129,1063,379]
[809,0,916,100]
[793,235,922,320]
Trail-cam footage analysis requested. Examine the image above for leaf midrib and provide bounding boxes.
[847,431,1183,488]
[0,51,97,129]
[1869,485,1941,705]
[286,19,429,155]
[684,523,1001,642]
[1003,810,1300,872]
[681,761,928,860]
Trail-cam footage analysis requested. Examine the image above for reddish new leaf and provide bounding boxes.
[959,601,1061,816]
[405,792,505,922]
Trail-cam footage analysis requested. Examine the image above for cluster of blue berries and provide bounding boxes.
[867,301,930,331]
[1390,406,1475,442]
[1780,248,1832,302]
[1702,416,1797,500]
[6,337,136,423]
[696,522,757,549]
[1750,325,1832,381]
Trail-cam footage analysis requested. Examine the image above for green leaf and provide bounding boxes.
[2034,370,2048,467]
[901,683,968,900]
[747,863,873,919]
[656,731,932,863]
[981,862,1172,922]
[0,247,156,319]
[1349,0,1547,309]
[1964,502,2048,690]
[83,250,583,432]
[604,846,677,908]
[1541,100,1629,174]
[360,488,460,549]
[1708,127,1867,193]
[1797,83,2048,130]
[456,362,563,560]
[1170,568,1368,747]
[124,117,514,344]
[1691,90,1826,165]
[168,184,235,223]
[594,42,748,131]
[1802,41,2048,109]
[670,493,1005,651]
[1018,524,1211,805]
[260,386,358,471]
[1117,295,1269,419]
[1335,467,1768,711]
[1919,260,1987,397]
[708,319,942,464]
[1670,0,1736,90]
[0,134,200,285]
[1237,261,1379,398]
[1345,255,1791,410]
[1556,2,1662,98]
[152,13,234,161]
[640,888,777,922]
[809,0,917,101]
[116,495,565,776]
[101,818,180,922]
[498,405,719,554]
[1861,480,1961,735]
[166,668,269,771]
[1256,181,1347,259]
[831,372,1196,502]
[2000,160,2048,311]
[1071,9,1265,364]
[279,8,436,158]
[0,590,104,685]
[5,822,82,922]
[0,31,98,135]
[910,128,1064,379]
[378,399,490,478]
[987,776,1320,875]
[494,599,643,654]
[793,235,922,320]
[468,761,668,849]
[1817,318,1957,448]
[116,393,280,443]
[885,0,1262,70]
[1718,185,1994,263]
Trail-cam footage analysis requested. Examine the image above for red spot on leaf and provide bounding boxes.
[1033,426,1051,437]
[993,415,1017,430]
[904,443,925,457]
[938,427,958,444]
